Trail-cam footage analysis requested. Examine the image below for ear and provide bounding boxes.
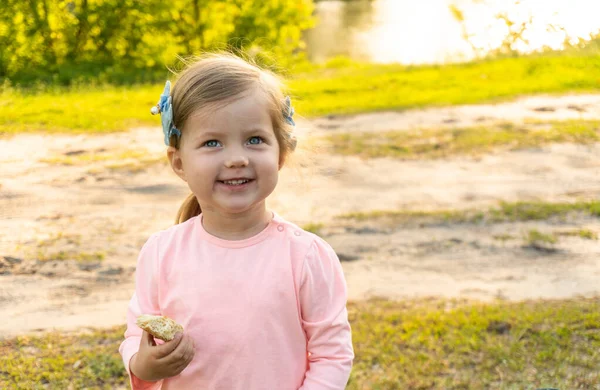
[167,146,187,182]
[278,154,286,170]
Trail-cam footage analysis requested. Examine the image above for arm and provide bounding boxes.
[298,239,354,389]
[118,234,164,390]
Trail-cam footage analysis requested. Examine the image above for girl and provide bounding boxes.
[118,53,354,389]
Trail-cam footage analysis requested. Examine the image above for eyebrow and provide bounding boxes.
[194,128,272,141]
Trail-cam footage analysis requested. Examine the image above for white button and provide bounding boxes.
[277,225,284,232]
[294,231,301,236]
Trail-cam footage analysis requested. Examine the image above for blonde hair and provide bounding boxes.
[168,53,297,224]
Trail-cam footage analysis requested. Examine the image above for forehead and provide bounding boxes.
[185,88,273,132]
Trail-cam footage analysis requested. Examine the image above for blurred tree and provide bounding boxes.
[0,0,314,85]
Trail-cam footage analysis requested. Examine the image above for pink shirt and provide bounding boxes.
[119,212,354,389]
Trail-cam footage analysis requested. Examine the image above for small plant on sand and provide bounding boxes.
[556,228,598,240]
[523,229,558,251]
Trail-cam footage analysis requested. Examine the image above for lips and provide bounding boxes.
[217,178,255,187]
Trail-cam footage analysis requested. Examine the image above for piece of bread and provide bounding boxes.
[136,314,184,341]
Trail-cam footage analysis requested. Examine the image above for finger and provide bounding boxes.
[162,334,193,367]
[181,336,195,362]
[155,332,183,358]
[143,330,157,347]
[162,333,189,364]
[173,338,195,374]
[173,355,193,376]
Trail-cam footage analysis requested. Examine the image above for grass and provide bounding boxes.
[289,53,600,117]
[492,234,517,242]
[347,298,600,389]
[2,52,600,134]
[339,200,600,226]
[35,232,82,248]
[35,250,106,263]
[0,328,125,389]
[524,229,558,246]
[26,233,106,263]
[2,297,600,389]
[325,120,600,160]
[557,228,598,240]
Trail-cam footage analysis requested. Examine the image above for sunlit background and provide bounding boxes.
[2,0,600,388]
[305,0,600,64]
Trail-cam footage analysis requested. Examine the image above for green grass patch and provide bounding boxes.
[3,53,600,134]
[0,328,126,389]
[27,233,106,263]
[556,228,598,240]
[2,298,600,389]
[347,298,600,389]
[0,84,158,135]
[35,250,106,263]
[524,229,558,246]
[289,53,600,117]
[339,200,600,226]
[36,232,82,248]
[492,233,517,242]
[326,120,600,159]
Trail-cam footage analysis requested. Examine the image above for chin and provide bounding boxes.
[217,202,259,215]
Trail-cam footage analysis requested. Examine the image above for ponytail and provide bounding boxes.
[175,193,202,224]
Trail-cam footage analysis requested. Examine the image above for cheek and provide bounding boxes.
[262,151,281,173]
[183,156,217,182]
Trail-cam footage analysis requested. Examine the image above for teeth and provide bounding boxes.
[223,179,249,185]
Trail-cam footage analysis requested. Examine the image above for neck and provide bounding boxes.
[200,203,273,241]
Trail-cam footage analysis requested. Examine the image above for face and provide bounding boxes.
[169,88,281,216]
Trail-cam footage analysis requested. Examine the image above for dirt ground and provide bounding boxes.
[1,93,599,338]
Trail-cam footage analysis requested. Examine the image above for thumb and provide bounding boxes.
[143,331,157,347]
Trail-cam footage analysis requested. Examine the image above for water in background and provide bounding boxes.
[304,0,600,64]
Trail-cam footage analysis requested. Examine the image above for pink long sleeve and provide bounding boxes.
[298,239,354,389]
[117,213,353,389]
[118,234,164,390]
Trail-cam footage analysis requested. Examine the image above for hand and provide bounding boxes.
[130,330,195,381]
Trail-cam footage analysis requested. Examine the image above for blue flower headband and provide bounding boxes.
[150,81,181,146]
[151,81,295,146]
[283,96,295,126]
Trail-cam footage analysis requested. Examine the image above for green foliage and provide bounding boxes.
[0,0,314,85]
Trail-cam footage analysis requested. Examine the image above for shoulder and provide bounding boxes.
[272,214,337,262]
[150,216,198,248]
[136,217,200,277]
[137,217,199,265]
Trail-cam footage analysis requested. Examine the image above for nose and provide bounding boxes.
[224,154,249,168]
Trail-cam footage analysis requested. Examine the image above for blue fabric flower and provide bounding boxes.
[283,96,295,126]
[152,81,181,146]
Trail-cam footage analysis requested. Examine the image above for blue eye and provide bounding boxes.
[203,140,221,148]
[248,136,263,145]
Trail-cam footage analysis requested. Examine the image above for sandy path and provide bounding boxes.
[1,94,599,338]
[308,94,600,135]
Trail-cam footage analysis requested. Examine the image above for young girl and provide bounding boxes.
[118,53,354,389]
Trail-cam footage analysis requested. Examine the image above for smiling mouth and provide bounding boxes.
[218,179,254,186]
